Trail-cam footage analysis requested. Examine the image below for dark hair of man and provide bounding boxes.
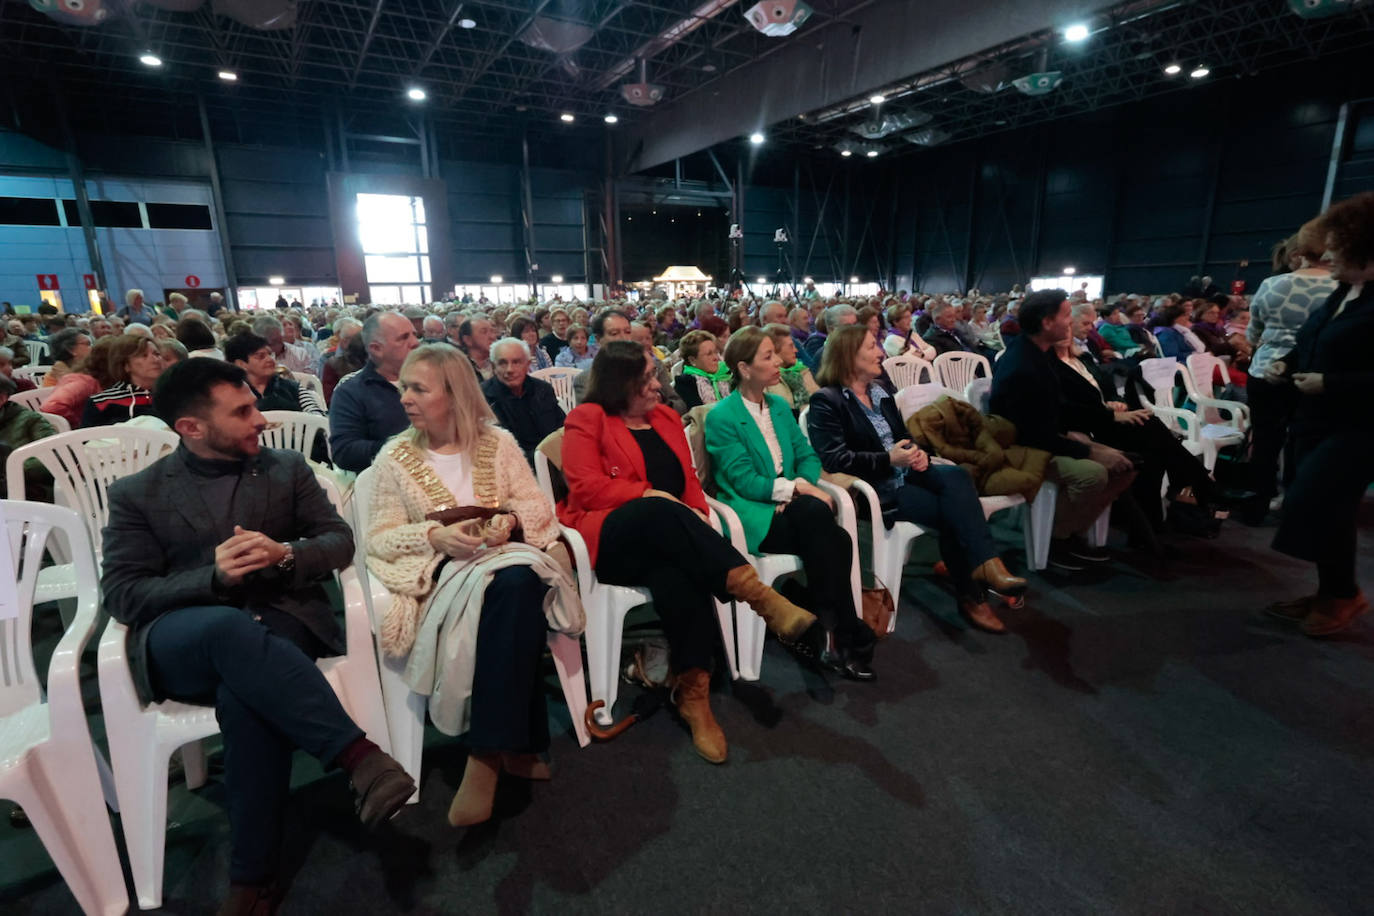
[225,331,271,364]
[1018,289,1068,335]
[154,357,249,425]
[176,316,217,351]
[591,308,631,339]
[583,340,647,416]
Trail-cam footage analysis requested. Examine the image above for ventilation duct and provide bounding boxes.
[518,16,596,54]
[849,110,932,140]
[903,127,951,147]
[1012,71,1064,96]
[960,62,1013,94]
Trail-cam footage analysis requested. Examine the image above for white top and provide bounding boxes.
[1334,283,1364,319]
[740,394,796,503]
[426,449,475,505]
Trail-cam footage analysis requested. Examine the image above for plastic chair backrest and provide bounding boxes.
[3,427,179,550]
[14,365,49,385]
[531,367,580,414]
[292,372,324,398]
[534,428,568,503]
[882,355,934,390]
[351,466,377,570]
[895,382,960,420]
[965,376,992,414]
[0,501,94,716]
[23,340,49,364]
[259,410,331,461]
[11,388,54,411]
[1185,353,1226,397]
[42,412,71,433]
[1138,357,1182,408]
[933,351,991,391]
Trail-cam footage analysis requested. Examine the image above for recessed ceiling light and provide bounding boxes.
[560,112,575,123]
[849,276,860,283]
[217,70,237,82]
[866,149,879,158]
[139,53,163,67]
[1063,266,1076,275]
[840,149,853,157]
[458,18,476,29]
[1063,23,1089,43]
[490,275,503,283]
[869,94,886,105]
[551,275,564,283]
[1163,63,1182,75]
[1190,66,1210,79]
[604,113,618,124]
[406,87,426,101]
[268,276,285,285]
[756,277,767,284]
[749,132,765,145]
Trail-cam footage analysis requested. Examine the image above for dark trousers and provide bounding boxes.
[1246,375,1298,501]
[465,566,551,755]
[890,465,998,596]
[758,495,864,646]
[1099,415,1216,530]
[595,497,745,672]
[145,606,363,884]
[1273,430,1374,598]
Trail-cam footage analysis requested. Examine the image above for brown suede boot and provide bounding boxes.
[725,564,816,640]
[959,597,1006,634]
[670,668,728,764]
[971,557,1028,596]
[448,753,501,827]
[502,752,553,781]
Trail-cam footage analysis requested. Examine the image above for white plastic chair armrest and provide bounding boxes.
[557,524,595,604]
[705,496,750,555]
[1193,394,1249,427]
[1148,403,1202,441]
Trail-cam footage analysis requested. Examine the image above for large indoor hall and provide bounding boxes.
[2,1,1373,914]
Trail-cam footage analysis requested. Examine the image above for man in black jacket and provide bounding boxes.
[482,337,566,465]
[990,289,1135,571]
[101,359,413,912]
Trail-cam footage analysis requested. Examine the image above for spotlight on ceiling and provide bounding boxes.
[1190,66,1210,79]
[490,275,503,284]
[551,275,564,283]
[406,87,427,101]
[604,113,619,124]
[560,112,575,122]
[756,277,767,284]
[849,276,860,283]
[840,149,853,157]
[1063,266,1076,275]
[866,149,879,158]
[749,132,765,145]
[621,59,665,107]
[869,94,887,105]
[217,70,238,82]
[458,18,476,29]
[268,276,285,286]
[1163,63,1182,75]
[1063,23,1090,42]
[744,1,814,37]
[139,53,163,68]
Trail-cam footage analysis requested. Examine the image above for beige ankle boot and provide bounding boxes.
[724,564,816,640]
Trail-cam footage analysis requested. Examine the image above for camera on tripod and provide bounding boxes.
[773,228,789,244]
[728,224,744,240]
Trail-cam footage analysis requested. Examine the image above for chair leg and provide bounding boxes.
[107,718,174,909]
[1025,481,1059,571]
[715,598,739,679]
[180,740,207,790]
[1087,506,1112,548]
[320,656,393,755]
[547,632,590,748]
[376,653,423,804]
[734,604,766,682]
[583,596,627,727]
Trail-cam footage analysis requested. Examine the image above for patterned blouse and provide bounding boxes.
[1246,271,1337,378]
[854,383,905,503]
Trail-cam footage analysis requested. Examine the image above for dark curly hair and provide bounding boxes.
[1321,191,1374,271]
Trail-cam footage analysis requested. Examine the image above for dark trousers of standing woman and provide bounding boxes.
[595,497,744,672]
[145,606,364,885]
[1272,430,1374,599]
[466,566,551,755]
[889,465,998,597]
[1246,375,1299,501]
[757,494,867,647]
[1098,415,1215,530]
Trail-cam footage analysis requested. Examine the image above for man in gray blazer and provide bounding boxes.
[101,358,413,912]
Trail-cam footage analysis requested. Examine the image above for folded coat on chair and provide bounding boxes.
[904,397,1051,501]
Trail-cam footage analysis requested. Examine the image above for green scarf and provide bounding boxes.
[779,362,806,379]
[683,364,730,401]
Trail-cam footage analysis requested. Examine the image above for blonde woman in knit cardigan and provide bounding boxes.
[367,344,583,828]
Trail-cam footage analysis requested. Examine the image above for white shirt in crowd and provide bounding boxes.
[740,394,797,503]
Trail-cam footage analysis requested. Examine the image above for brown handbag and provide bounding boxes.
[861,577,895,639]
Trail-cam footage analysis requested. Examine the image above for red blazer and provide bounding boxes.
[558,402,709,567]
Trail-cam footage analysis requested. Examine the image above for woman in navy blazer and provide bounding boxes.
[807,326,1027,634]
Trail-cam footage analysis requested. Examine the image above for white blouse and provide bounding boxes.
[426,449,475,505]
[740,395,796,503]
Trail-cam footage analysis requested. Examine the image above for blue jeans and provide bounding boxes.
[891,465,998,596]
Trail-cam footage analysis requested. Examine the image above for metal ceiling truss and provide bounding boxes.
[774,0,1374,158]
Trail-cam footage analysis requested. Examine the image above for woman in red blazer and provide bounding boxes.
[559,341,816,764]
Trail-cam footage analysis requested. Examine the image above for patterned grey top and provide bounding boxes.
[1246,271,1337,378]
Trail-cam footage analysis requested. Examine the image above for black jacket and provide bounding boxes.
[101,446,354,704]
[481,374,566,464]
[922,327,969,356]
[1050,357,1117,440]
[989,335,1091,459]
[807,385,943,511]
[1284,282,1374,435]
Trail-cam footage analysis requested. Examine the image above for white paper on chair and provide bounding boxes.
[0,503,18,620]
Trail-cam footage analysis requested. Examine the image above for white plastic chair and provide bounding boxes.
[534,430,736,714]
[259,409,332,463]
[11,386,54,411]
[882,354,935,390]
[894,382,966,420]
[0,500,128,916]
[23,339,49,364]
[41,411,71,433]
[1139,358,1240,471]
[530,366,581,414]
[5,426,179,607]
[292,371,324,399]
[97,472,391,910]
[1184,353,1251,430]
[964,376,992,414]
[14,365,50,386]
[933,351,991,392]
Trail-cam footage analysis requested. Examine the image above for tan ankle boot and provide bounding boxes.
[670,668,727,764]
[971,557,1028,596]
[501,752,552,781]
[448,753,500,827]
[725,564,816,640]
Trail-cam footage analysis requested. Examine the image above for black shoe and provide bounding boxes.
[819,647,877,682]
[1047,546,1086,572]
[1066,541,1112,564]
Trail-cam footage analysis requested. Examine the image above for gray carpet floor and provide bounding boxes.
[5,501,1374,915]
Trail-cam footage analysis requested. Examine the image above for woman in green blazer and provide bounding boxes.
[705,327,877,681]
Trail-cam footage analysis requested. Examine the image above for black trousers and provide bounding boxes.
[758,495,865,647]
[595,497,745,672]
[1097,415,1215,530]
[1246,375,1299,501]
[465,566,551,755]
[1273,430,1374,598]
[889,465,998,596]
[145,606,363,885]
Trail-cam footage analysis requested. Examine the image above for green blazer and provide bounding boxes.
[704,390,821,553]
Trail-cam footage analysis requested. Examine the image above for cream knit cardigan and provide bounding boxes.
[366,427,561,655]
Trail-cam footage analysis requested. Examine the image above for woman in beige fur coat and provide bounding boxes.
[367,344,576,828]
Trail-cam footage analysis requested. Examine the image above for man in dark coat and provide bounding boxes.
[482,337,567,465]
[100,359,413,911]
[329,312,417,472]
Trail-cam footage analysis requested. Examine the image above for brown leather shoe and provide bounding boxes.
[350,750,416,830]
[670,668,727,764]
[1301,593,1370,637]
[725,564,816,640]
[1266,594,1318,623]
[971,557,1028,596]
[959,597,1006,634]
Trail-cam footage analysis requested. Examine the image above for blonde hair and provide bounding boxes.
[398,343,496,453]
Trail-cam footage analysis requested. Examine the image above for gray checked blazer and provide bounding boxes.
[100,444,354,704]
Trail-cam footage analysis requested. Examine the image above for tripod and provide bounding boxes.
[771,240,797,300]
[727,237,752,297]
